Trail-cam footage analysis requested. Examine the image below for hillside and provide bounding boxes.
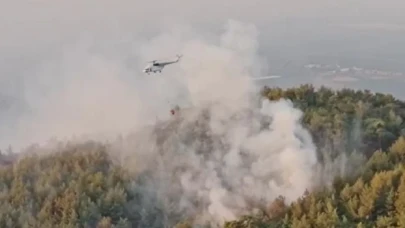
[1,84,405,227]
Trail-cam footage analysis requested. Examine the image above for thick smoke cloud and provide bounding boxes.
[98,20,321,227]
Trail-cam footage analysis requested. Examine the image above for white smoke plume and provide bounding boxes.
[111,98,320,226]
[105,20,320,227]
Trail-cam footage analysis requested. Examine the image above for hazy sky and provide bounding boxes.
[1,0,405,150]
[2,0,405,51]
[1,0,405,102]
[2,0,405,61]
[2,1,405,74]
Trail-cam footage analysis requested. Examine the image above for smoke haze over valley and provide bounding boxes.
[0,1,404,226]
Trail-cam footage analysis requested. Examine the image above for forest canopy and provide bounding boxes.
[1,84,405,227]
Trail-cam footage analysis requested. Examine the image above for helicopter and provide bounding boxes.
[143,54,182,74]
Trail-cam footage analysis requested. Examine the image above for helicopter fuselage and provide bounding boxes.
[143,64,164,74]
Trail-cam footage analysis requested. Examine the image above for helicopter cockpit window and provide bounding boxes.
[153,63,159,66]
